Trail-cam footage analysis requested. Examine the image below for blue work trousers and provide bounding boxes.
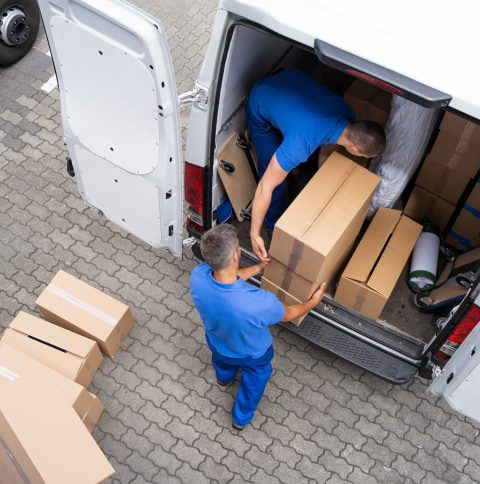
[208,339,274,426]
[245,97,289,228]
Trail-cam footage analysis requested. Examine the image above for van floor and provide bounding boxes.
[233,218,439,344]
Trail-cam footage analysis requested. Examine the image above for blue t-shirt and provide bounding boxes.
[249,69,355,172]
[190,263,285,359]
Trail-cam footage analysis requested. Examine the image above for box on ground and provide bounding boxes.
[268,152,380,291]
[344,79,392,127]
[429,130,480,178]
[404,186,456,232]
[0,373,114,483]
[0,345,103,431]
[446,183,480,250]
[260,278,304,326]
[335,209,422,320]
[0,312,102,387]
[415,155,471,204]
[440,111,480,143]
[36,270,133,357]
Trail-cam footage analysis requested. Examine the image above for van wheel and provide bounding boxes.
[0,0,40,66]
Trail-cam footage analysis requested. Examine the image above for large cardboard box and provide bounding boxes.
[404,186,456,232]
[263,258,316,301]
[335,209,422,320]
[429,130,480,178]
[344,79,392,127]
[0,374,114,483]
[440,112,480,143]
[268,152,380,289]
[415,155,471,204]
[0,345,103,431]
[0,312,102,387]
[446,182,480,250]
[260,278,304,326]
[36,270,133,357]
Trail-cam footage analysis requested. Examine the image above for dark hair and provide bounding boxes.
[347,121,386,156]
[200,224,238,270]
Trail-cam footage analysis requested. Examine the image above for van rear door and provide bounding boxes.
[428,315,480,423]
[37,0,183,255]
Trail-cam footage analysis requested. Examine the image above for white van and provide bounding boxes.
[36,0,480,422]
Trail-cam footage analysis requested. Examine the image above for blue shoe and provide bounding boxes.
[217,378,232,387]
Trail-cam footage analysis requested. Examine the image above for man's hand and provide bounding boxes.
[251,233,270,262]
[237,260,269,281]
[308,282,327,308]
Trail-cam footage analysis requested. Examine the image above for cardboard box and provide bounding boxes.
[404,186,456,232]
[440,112,480,143]
[335,209,422,320]
[429,130,480,178]
[36,270,133,357]
[415,155,471,204]
[446,182,480,250]
[263,258,316,301]
[269,152,380,289]
[0,374,114,483]
[0,345,102,431]
[344,79,392,127]
[83,394,105,433]
[260,278,304,326]
[0,312,102,387]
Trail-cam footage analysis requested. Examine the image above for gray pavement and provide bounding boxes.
[1,1,480,482]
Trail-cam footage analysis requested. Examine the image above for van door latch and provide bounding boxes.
[178,83,208,109]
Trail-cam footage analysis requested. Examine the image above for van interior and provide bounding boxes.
[212,23,477,347]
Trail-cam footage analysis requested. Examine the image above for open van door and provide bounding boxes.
[428,317,480,423]
[37,0,183,256]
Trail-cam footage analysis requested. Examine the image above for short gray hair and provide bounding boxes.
[200,224,238,270]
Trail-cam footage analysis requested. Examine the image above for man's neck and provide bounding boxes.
[336,127,350,147]
[213,267,238,284]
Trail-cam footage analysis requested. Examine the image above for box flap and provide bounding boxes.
[9,312,96,358]
[367,216,422,297]
[275,152,354,238]
[342,208,401,283]
[0,374,114,483]
[36,270,129,340]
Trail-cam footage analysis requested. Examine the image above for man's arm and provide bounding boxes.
[250,153,288,262]
[281,283,326,322]
[237,261,267,281]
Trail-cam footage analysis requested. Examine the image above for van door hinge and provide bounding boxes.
[178,82,208,109]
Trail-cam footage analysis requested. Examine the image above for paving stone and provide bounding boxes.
[392,455,427,482]
[198,456,234,483]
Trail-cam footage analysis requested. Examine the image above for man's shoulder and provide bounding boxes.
[190,263,210,284]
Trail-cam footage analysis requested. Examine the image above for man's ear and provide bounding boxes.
[349,145,359,155]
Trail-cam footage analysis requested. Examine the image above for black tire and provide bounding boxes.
[0,0,40,66]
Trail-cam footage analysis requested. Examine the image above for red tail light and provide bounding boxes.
[184,162,204,214]
[434,304,480,364]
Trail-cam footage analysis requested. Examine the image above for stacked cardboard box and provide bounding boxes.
[0,270,135,481]
[447,181,480,250]
[261,152,380,325]
[344,79,392,127]
[335,208,422,320]
[405,112,480,233]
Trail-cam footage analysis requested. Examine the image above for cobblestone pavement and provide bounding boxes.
[1,1,480,483]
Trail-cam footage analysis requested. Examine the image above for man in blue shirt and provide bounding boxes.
[246,69,386,261]
[190,224,326,430]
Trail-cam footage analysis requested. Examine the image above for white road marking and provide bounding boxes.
[40,75,58,93]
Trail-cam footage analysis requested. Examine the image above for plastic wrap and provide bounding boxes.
[368,95,440,217]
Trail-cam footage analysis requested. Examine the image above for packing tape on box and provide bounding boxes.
[286,239,303,273]
[353,288,367,313]
[0,433,30,483]
[464,204,480,220]
[447,136,471,166]
[461,123,477,142]
[46,284,117,326]
[0,365,20,382]
[448,231,475,250]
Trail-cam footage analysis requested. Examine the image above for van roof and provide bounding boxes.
[223,0,480,120]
